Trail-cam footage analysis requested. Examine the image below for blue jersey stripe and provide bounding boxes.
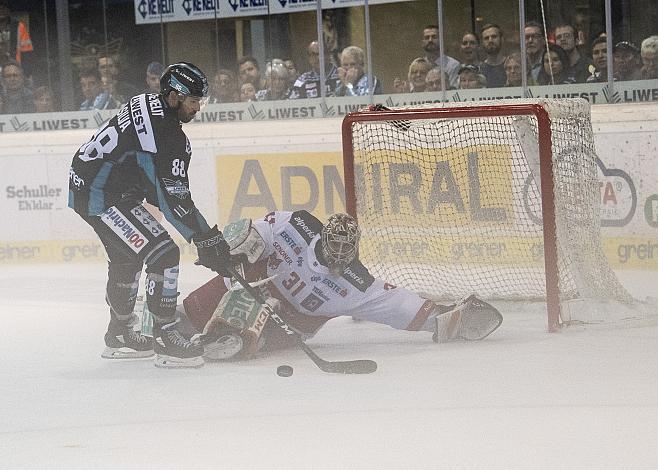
[87,162,115,215]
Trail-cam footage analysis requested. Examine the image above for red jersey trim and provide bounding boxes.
[405,299,436,331]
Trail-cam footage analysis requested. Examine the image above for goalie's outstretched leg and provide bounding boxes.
[433,295,503,343]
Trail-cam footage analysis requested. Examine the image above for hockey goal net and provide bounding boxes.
[341,99,634,331]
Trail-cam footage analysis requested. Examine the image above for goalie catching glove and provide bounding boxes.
[193,226,233,276]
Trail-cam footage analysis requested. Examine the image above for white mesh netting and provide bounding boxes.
[345,99,634,319]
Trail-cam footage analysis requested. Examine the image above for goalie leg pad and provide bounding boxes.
[193,330,245,361]
[198,287,274,360]
[433,295,503,343]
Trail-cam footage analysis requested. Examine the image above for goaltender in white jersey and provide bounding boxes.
[183,210,503,361]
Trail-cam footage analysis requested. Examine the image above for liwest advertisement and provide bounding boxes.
[2,81,658,133]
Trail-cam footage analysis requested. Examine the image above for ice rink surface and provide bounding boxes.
[1,264,658,470]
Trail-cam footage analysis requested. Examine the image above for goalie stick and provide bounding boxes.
[225,266,378,375]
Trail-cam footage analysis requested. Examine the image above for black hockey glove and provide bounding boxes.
[193,226,233,277]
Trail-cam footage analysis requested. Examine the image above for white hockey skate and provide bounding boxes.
[433,295,503,343]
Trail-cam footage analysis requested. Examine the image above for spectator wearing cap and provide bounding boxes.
[458,64,487,89]
[537,43,576,85]
[554,23,590,83]
[144,61,164,93]
[586,36,608,83]
[640,36,658,80]
[613,41,642,81]
[480,24,506,88]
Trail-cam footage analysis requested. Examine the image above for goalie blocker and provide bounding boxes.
[181,214,503,361]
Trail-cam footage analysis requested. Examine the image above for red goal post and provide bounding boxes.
[341,100,633,332]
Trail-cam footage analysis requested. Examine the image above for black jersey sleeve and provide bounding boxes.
[139,126,211,243]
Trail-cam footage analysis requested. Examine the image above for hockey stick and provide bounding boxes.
[368,104,412,132]
[226,266,377,374]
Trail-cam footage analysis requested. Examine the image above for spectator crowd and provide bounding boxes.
[1,8,658,114]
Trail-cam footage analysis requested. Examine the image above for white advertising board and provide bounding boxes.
[1,81,657,134]
[133,0,413,23]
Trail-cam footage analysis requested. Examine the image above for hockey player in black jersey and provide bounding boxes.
[68,62,232,368]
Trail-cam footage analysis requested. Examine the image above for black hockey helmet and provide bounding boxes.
[160,62,209,98]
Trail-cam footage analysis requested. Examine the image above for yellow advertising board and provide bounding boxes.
[354,145,515,226]
[216,152,345,226]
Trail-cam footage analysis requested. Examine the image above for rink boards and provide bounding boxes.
[0,102,656,275]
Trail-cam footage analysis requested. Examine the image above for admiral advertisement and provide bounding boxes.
[213,146,651,270]
[0,102,656,274]
[215,151,346,223]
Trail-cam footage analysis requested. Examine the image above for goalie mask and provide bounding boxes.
[321,213,361,270]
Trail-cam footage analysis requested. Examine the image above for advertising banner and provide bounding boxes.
[2,81,658,134]
[133,0,412,23]
[216,152,345,223]
[0,103,656,271]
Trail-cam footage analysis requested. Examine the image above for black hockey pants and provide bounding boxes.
[82,201,181,326]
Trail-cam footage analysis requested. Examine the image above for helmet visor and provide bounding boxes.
[178,93,209,110]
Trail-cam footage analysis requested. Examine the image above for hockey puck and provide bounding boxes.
[276,365,293,377]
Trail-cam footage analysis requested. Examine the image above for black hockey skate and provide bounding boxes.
[154,320,204,369]
[433,295,503,343]
[102,322,154,359]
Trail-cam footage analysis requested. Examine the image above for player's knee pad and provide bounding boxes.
[143,238,180,269]
[144,267,180,323]
[106,262,142,321]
